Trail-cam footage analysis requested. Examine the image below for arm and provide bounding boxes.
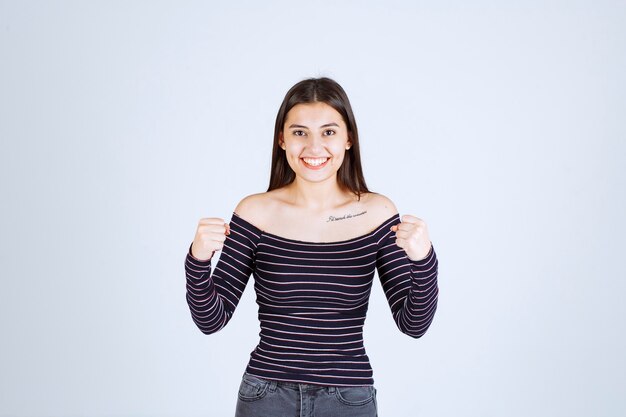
[184,214,259,335]
[376,228,439,338]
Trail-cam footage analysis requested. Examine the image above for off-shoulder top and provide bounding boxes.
[184,212,438,387]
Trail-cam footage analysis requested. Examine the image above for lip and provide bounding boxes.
[300,157,330,170]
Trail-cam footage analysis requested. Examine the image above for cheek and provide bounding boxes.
[334,145,349,159]
[284,149,301,167]
[283,143,298,156]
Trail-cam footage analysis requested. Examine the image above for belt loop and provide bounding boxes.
[268,379,278,393]
[328,386,335,394]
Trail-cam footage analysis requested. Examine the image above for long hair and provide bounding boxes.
[267,77,369,199]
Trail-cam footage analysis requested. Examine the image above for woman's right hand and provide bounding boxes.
[191,217,231,261]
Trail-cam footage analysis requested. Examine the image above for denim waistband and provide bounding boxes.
[243,372,372,393]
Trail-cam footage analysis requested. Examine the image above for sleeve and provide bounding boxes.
[375,225,439,339]
[184,215,260,335]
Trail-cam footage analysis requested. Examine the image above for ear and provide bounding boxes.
[346,137,352,150]
[278,131,286,150]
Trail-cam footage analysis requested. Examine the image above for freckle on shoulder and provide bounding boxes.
[234,192,272,226]
[364,192,399,221]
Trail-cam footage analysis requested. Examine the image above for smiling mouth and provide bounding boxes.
[301,157,330,168]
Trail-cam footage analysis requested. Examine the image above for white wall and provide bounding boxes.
[1,1,624,416]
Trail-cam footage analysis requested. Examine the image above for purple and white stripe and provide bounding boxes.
[185,212,438,386]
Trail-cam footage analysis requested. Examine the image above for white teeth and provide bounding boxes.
[302,157,329,167]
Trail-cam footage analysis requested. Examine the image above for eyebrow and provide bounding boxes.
[288,122,340,129]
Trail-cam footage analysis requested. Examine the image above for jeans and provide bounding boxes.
[234,372,378,417]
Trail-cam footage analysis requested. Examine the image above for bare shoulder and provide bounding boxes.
[233,191,280,228]
[361,192,399,224]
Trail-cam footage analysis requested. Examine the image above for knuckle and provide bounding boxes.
[200,217,224,225]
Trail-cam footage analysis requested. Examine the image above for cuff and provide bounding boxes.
[409,243,435,266]
[187,242,213,265]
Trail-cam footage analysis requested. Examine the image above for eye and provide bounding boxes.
[293,130,306,137]
[323,129,336,136]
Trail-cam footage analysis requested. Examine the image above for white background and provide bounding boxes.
[1,1,625,416]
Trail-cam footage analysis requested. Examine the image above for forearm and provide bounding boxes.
[393,246,439,338]
[184,244,229,334]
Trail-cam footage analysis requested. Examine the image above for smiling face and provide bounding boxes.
[279,101,352,185]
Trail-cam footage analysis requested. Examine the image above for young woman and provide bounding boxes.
[185,77,439,417]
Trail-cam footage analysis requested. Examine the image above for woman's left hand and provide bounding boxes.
[390,214,432,261]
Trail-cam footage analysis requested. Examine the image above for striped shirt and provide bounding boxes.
[185,212,438,387]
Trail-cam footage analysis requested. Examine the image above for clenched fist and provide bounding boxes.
[390,214,432,261]
[191,217,231,261]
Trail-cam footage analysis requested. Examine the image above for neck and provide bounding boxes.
[287,176,351,211]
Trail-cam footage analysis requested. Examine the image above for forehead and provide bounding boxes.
[284,102,345,127]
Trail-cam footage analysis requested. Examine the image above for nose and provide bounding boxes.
[307,132,326,152]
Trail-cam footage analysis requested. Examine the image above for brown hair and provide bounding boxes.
[267,77,369,199]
